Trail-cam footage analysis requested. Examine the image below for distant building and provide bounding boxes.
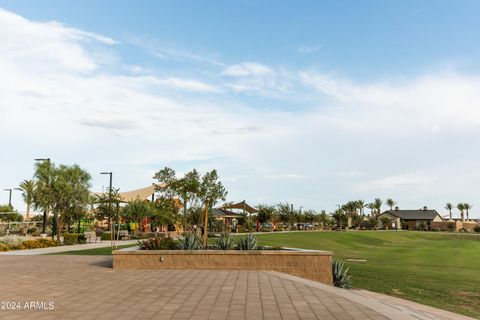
[377,206,443,230]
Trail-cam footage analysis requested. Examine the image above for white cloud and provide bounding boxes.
[1,8,480,217]
[223,62,273,77]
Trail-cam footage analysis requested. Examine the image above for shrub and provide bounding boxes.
[16,239,60,250]
[0,243,10,251]
[138,237,178,250]
[447,222,456,232]
[332,260,352,289]
[214,233,233,250]
[101,232,112,241]
[459,228,467,233]
[180,232,201,250]
[63,233,86,244]
[432,228,440,232]
[0,235,28,246]
[474,224,480,233]
[237,234,257,250]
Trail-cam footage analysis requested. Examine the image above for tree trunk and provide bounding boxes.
[203,201,209,248]
[26,203,30,221]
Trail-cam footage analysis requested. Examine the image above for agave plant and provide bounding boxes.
[237,234,257,250]
[332,260,352,289]
[138,237,177,250]
[180,232,201,250]
[214,233,233,250]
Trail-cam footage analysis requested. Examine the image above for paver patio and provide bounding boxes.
[0,256,473,320]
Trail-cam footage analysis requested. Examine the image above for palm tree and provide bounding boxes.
[444,203,453,220]
[386,198,396,210]
[463,203,472,221]
[373,198,383,217]
[457,203,465,221]
[18,179,35,220]
[356,200,366,216]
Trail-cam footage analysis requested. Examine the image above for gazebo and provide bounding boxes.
[221,200,258,232]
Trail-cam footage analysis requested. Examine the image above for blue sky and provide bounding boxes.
[1,1,480,218]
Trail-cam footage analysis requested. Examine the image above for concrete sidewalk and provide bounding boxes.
[0,256,475,320]
[0,239,138,255]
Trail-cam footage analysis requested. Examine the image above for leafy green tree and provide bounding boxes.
[0,204,23,222]
[18,179,35,220]
[33,160,56,233]
[444,203,453,219]
[50,164,91,240]
[199,170,227,245]
[95,188,122,231]
[123,199,153,227]
[331,209,347,229]
[277,203,296,230]
[257,205,275,224]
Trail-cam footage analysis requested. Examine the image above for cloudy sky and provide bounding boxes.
[1,1,480,218]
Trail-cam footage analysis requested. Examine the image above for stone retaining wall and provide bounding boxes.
[113,249,333,285]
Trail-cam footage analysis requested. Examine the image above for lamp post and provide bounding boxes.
[4,189,12,208]
[34,158,51,235]
[100,172,114,251]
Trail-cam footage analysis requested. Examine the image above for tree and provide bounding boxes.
[277,203,296,230]
[50,164,91,240]
[372,198,383,217]
[463,203,472,221]
[457,203,465,221]
[386,198,396,210]
[257,205,276,228]
[153,167,202,224]
[95,188,122,232]
[198,170,227,245]
[444,203,453,220]
[0,204,23,222]
[33,160,56,234]
[123,199,153,229]
[18,179,35,221]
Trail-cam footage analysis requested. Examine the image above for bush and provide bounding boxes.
[0,243,10,251]
[459,228,467,233]
[0,235,28,246]
[101,232,112,241]
[447,222,456,232]
[214,233,233,250]
[16,239,60,250]
[138,237,178,250]
[180,232,201,250]
[432,228,440,232]
[474,224,480,233]
[332,260,352,289]
[63,233,86,244]
[237,234,257,250]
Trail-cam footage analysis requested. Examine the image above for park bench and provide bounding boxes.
[118,230,130,240]
[84,231,101,243]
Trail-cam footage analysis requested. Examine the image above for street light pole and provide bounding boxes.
[4,189,12,208]
[34,158,51,234]
[100,172,113,251]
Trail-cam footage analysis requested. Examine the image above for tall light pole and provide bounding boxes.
[4,189,12,208]
[100,172,114,251]
[34,158,51,234]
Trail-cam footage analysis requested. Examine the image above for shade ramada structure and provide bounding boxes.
[221,200,257,214]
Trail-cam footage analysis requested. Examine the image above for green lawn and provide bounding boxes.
[255,231,480,318]
[48,243,138,255]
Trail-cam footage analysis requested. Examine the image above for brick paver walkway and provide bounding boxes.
[0,256,472,320]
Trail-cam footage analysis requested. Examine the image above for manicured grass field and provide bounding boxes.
[256,231,480,318]
[49,243,137,255]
